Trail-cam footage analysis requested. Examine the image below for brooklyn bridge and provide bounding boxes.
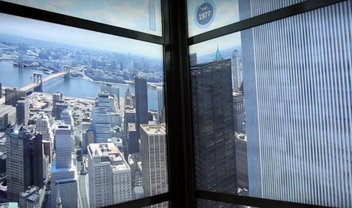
[0,68,71,106]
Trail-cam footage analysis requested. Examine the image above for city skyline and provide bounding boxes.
[0,13,162,59]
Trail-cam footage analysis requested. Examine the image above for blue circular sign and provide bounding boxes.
[194,1,216,28]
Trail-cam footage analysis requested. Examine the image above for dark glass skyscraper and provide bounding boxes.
[134,76,148,134]
[191,59,236,207]
[16,97,29,126]
[6,126,43,201]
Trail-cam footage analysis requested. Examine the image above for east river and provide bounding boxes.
[0,61,159,110]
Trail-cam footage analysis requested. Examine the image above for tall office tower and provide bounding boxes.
[54,125,72,168]
[92,107,112,143]
[101,83,120,108]
[149,0,156,31]
[0,83,2,98]
[135,76,148,134]
[6,127,43,201]
[81,121,92,154]
[189,53,197,67]
[140,124,168,208]
[233,92,245,134]
[231,50,241,92]
[127,123,139,154]
[157,87,164,124]
[97,91,115,112]
[52,92,63,105]
[52,92,68,120]
[123,89,136,139]
[240,1,352,207]
[235,133,248,195]
[5,88,25,107]
[191,59,236,208]
[16,97,29,126]
[0,105,16,130]
[60,109,73,127]
[51,125,77,208]
[88,143,132,207]
[35,112,52,141]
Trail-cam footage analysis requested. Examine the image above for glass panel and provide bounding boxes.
[190,1,352,207]
[187,0,305,37]
[4,0,162,36]
[143,201,169,208]
[197,199,249,208]
[0,13,167,207]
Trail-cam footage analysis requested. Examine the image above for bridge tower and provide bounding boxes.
[63,66,70,80]
[33,73,43,92]
[17,53,24,70]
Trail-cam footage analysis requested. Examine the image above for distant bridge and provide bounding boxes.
[0,67,72,106]
[20,70,70,92]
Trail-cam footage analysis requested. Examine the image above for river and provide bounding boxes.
[0,61,159,110]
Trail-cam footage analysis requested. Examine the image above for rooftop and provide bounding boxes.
[140,124,166,135]
[89,143,130,172]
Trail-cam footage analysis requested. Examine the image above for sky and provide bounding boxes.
[189,32,241,57]
[1,0,241,58]
[0,13,163,59]
[4,0,162,36]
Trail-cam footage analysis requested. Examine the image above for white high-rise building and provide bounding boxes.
[55,125,73,168]
[51,124,77,208]
[88,143,132,208]
[35,112,52,142]
[231,49,241,92]
[92,107,112,143]
[241,0,352,207]
[60,109,73,127]
[140,124,168,208]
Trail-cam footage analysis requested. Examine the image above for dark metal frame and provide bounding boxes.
[0,0,347,207]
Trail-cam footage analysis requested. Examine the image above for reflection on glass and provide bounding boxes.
[190,1,352,207]
[188,0,239,37]
[4,0,163,36]
[0,13,166,208]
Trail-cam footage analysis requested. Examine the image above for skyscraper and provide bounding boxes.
[16,97,29,126]
[140,124,168,208]
[54,125,72,168]
[88,143,132,207]
[231,50,241,92]
[235,133,248,195]
[5,88,25,107]
[191,59,236,208]
[51,124,77,208]
[52,92,67,120]
[233,92,245,134]
[134,76,148,134]
[6,127,43,201]
[0,105,16,130]
[92,107,112,143]
[157,87,164,124]
[240,0,352,207]
[0,83,2,98]
[35,112,52,141]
